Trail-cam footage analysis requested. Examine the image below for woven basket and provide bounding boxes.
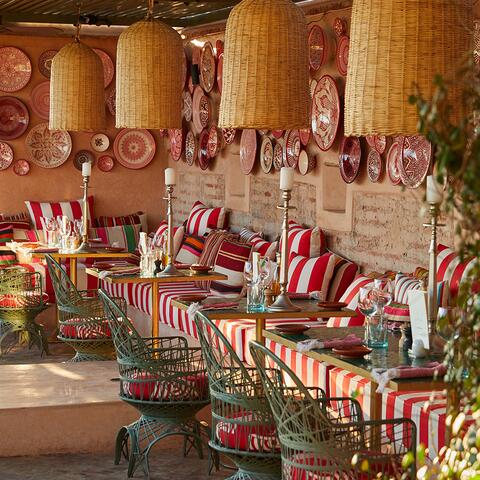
[116,19,183,129]
[49,41,106,131]
[344,0,471,137]
[219,0,310,130]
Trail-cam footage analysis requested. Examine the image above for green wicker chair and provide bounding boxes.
[98,289,211,478]
[194,311,282,480]
[249,341,417,480]
[45,254,123,362]
[0,268,49,356]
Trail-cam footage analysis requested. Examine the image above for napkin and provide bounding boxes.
[187,301,239,316]
[372,362,447,393]
[297,333,363,353]
[288,291,324,301]
[98,267,140,279]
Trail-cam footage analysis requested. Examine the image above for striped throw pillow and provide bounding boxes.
[0,212,29,222]
[176,235,206,264]
[89,224,141,253]
[279,220,327,259]
[327,254,359,302]
[287,252,337,301]
[94,212,148,232]
[185,201,228,236]
[239,227,264,242]
[25,196,95,230]
[0,251,16,267]
[0,226,13,245]
[210,239,253,296]
[394,273,449,307]
[150,221,184,257]
[248,234,278,260]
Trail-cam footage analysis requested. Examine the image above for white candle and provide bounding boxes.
[426,175,443,204]
[165,168,176,185]
[280,167,294,190]
[82,161,91,177]
[252,252,260,281]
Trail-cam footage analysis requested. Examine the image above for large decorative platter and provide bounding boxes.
[38,49,58,78]
[182,90,193,122]
[192,86,210,133]
[367,149,382,183]
[298,150,316,175]
[113,129,156,169]
[216,53,223,95]
[336,36,349,76]
[399,136,432,189]
[273,139,284,171]
[25,123,72,168]
[97,155,114,172]
[308,25,327,71]
[0,47,32,92]
[30,81,50,120]
[199,42,216,93]
[207,125,220,158]
[240,129,257,175]
[222,128,236,145]
[311,75,341,151]
[339,136,361,184]
[74,150,95,171]
[93,49,114,88]
[284,129,301,168]
[185,130,197,166]
[0,96,29,140]
[260,136,273,173]
[106,87,116,116]
[169,128,183,162]
[13,158,30,176]
[0,141,13,170]
[198,129,210,170]
[387,139,403,186]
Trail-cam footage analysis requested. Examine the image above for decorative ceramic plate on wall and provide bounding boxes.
[198,129,210,170]
[215,40,224,57]
[387,139,403,185]
[260,136,273,173]
[93,49,114,88]
[399,136,432,189]
[273,139,284,171]
[308,25,327,71]
[106,87,116,116]
[239,129,257,175]
[30,81,50,120]
[97,155,114,172]
[25,122,72,168]
[199,42,216,93]
[13,158,30,176]
[336,36,349,76]
[192,86,210,133]
[38,49,58,78]
[0,96,29,140]
[216,53,223,95]
[310,79,317,98]
[207,125,220,158]
[185,130,197,166]
[367,149,382,183]
[374,135,387,154]
[182,90,193,122]
[113,129,156,169]
[0,141,13,170]
[169,128,183,162]
[311,75,340,151]
[284,129,301,168]
[74,150,95,171]
[299,128,311,146]
[222,128,236,145]
[272,130,284,139]
[90,133,109,152]
[333,17,347,37]
[0,47,32,92]
[339,136,361,183]
[298,150,316,175]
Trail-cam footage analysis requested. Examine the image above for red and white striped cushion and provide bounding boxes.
[248,234,278,260]
[25,196,95,230]
[176,234,205,264]
[384,302,410,322]
[239,227,263,242]
[327,254,359,302]
[185,201,227,236]
[89,224,141,253]
[394,273,449,307]
[59,317,111,339]
[287,252,337,301]
[280,220,327,259]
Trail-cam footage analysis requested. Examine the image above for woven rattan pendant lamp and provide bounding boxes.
[344,0,470,137]
[115,0,183,129]
[219,0,310,130]
[49,8,105,131]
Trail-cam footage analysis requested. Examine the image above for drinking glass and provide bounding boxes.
[259,258,272,287]
[246,281,265,312]
[359,287,388,348]
[244,261,254,283]
[373,279,393,316]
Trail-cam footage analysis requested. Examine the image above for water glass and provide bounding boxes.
[246,282,265,312]
[140,253,154,278]
[365,314,388,348]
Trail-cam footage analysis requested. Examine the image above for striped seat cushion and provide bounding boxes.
[0,226,13,245]
[185,201,228,236]
[59,318,111,339]
[0,251,17,267]
[89,224,141,253]
[280,220,327,259]
[175,234,206,264]
[393,272,449,308]
[384,302,410,322]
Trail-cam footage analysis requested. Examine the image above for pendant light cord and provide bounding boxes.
[146,0,154,20]
[74,1,82,42]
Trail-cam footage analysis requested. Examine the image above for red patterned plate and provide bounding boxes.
[0,141,13,170]
[0,96,29,140]
[185,130,198,166]
[333,17,347,37]
[13,158,30,176]
[336,36,349,76]
[169,128,184,162]
[74,150,95,171]
[97,155,114,172]
[260,137,273,173]
[399,136,432,189]
[365,136,376,148]
[30,81,50,120]
[106,87,116,116]
[299,128,310,146]
[285,129,301,168]
[222,128,236,145]
[339,136,361,184]
[215,40,224,57]
[25,123,72,168]
[182,90,193,122]
[38,49,58,78]
[272,130,284,139]
[311,75,341,151]
[308,25,327,71]
[93,49,114,88]
[90,133,109,152]
[0,47,32,92]
[216,53,223,95]
[240,130,257,175]
[207,125,220,158]
[113,129,156,169]
[192,86,210,133]
[298,150,316,175]
[273,139,284,171]
[367,149,382,183]
[310,79,317,98]
[387,140,403,186]
[198,129,210,170]
[199,42,216,93]
[374,135,387,154]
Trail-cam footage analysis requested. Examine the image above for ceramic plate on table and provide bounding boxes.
[284,129,301,168]
[190,265,213,274]
[192,86,210,133]
[106,87,116,116]
[176,294,208,303]
[271,130,284,139]
[273,139,284,171]
[339,136,361,184]
[25,123,72,168]
[93,49,114,88]
[182,90,193,122]
[298,150,316,175]
[0,96,29,140]
[317,301,348,310]
[97,155,114,172]
[12,158,30,176]
[30,81,50,120]
[113,129,156,169]
[207,125,220,158]
[199,42,216,93]
[90,133,109,152]
[216,53,223,94]
[336,35,349,76]
[185,130,198,166]
[198,129,210,170]
[332,345,372,358]
[311,75,341,151]
[240,129,257,175]
[38,49,58,78]
[74,150,95,171]
[399,136,432,189]
[174,262,191,270]
[0,47,32,92]
[169,128,184,162]
[367,149,382,183]
[299,128,311,146]
[0,141,13,170]
[276,324,310,335]
[260,136,273,173]
[222,128,236,145]
[387,140,403,185]
[308,24,327,71]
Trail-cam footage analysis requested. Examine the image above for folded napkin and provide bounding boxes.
[98,267,140,279]
[297,334,363,353]
[288,291,324,301]
[372,362,447,393]
[187,301,239,316]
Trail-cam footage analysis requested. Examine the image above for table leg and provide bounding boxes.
[151,283,159,339]
[255,318,266,344]
[369,381,382,448]
[70,257,77,287]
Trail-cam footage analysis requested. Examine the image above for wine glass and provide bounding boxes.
[358,287,376,317]
[244,261,254,283]
[259,257,272,286]
[372,279,393,316]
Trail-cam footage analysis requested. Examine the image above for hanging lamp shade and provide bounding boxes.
[116,18,183,129]
[344,0,471,137]
[49,41,106,131]
[218,0,310,130]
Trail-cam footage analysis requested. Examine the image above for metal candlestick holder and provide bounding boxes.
[268,189,300,312]
[75,174,93,253]
[158,184,181,277]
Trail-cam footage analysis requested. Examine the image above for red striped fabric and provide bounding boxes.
[176,234,206,264]
[93,212,145,228]
[248,234,278,259]
[0,220,30,230]
[279,220,327,259]
[185,201,227,236]
[0,226,13,245]
[327,255,359,301]
[0,212,29,222]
